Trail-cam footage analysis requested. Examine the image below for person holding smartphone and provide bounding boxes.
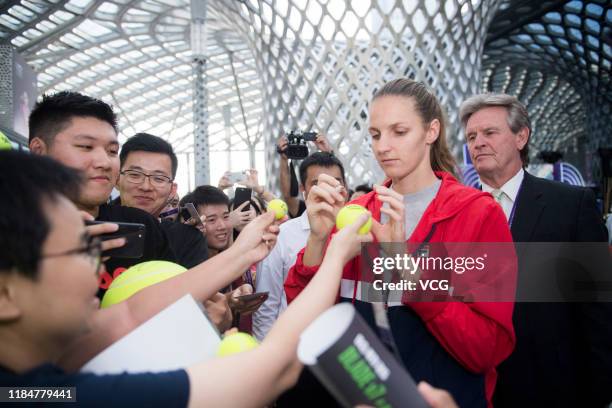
[179,187,257,323]
[179,186,233,258]
[218,169,276,203]
[0,150,376,407]
[27,93,177,299]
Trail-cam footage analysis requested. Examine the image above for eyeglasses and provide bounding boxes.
[41,235,102,276]
[120,169,173,187]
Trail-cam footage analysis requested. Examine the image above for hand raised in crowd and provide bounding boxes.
[326,212,373,265]
[231,210,280,265]
[314,133,333,153]
[80,211,125,257]
[228,283,253,306]
[218,172,234,190]
[370,184,405,243]
[237,206,257,232]
[276,135,289,159]
[306,173,347,242]
[229,201,255,229]
[244,168,277,202]
[204,292,233,332]
[241,169,264,194]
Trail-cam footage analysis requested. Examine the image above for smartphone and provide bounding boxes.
[180,203,205,229]
[234,187,252,212]
[235,292,269,309]
[84,220,145,259]
[227,171,246,184]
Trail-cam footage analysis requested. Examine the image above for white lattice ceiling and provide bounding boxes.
[1,0,610,190]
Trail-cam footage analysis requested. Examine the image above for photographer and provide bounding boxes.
[28,93,176,299]
[277,132,334,218]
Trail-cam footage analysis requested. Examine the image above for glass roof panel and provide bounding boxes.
[2,0,610,191]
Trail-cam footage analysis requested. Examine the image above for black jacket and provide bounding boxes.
[493,172,611,408]
[96,204,176,298]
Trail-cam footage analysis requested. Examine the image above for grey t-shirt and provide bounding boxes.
[380,179,441,239]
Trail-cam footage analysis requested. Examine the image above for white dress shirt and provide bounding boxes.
[481,168,525,221]
[252,211,310,341]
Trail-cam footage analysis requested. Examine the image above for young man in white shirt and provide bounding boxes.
[253,152,347,340]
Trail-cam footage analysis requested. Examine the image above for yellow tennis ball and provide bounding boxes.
[216,332,259,357]
[336,204,372,235]
[101,261,187,308]
[0,131,12,150]
[268,199,288,220]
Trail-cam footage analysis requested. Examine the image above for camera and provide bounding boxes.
[278,130,317,160]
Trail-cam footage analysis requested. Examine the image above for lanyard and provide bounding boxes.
[507,180,524,228]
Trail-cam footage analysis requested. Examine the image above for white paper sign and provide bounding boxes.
[82,294,220,374]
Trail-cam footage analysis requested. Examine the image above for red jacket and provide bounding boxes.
[285,172,516,407]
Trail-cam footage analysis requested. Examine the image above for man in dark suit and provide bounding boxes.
[460,93,611,408]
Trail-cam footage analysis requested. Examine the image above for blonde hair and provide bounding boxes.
[373,78,458,178]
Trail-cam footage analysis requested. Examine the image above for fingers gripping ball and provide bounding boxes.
[101,261,187,308]
[216,332,259,357]
[268,199,288,220]
[336,204,372,235]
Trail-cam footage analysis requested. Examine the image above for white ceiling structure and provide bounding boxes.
[1,0,610,190]
[1,0,264,192]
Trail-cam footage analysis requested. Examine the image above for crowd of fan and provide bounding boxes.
[0,78,609,408]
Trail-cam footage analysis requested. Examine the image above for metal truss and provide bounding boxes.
[483,0,611,159]
[1,0,610,190]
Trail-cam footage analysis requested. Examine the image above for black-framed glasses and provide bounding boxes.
[120,169,173,187]
[41,235,102,275]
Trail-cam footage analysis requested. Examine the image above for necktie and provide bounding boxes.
[491,189,505,205]
[491,189,511,221]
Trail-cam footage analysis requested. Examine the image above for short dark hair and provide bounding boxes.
[180,186,229,209]
[298,152,346,186]
[120,133,178,178]
[354,184,373,194]
[29,91,118,144]
[0,151,83,279]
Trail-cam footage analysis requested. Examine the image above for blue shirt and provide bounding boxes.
[0,363,189,407]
